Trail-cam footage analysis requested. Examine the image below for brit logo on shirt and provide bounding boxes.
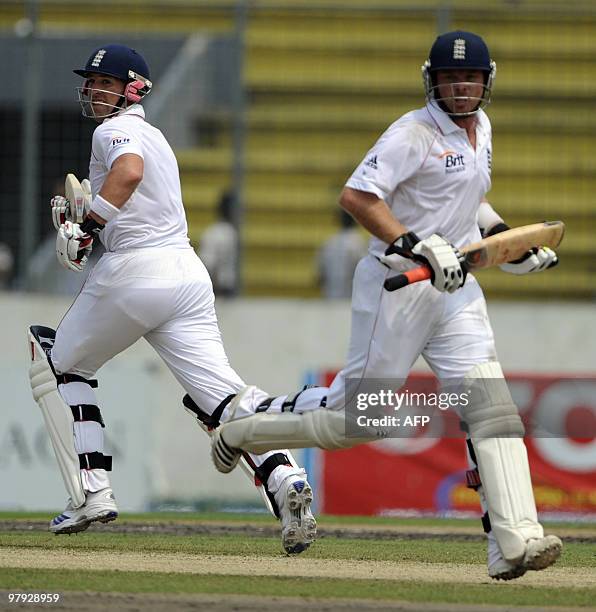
[487,147,492,173]
[111,136,130,147]
[444,152,465,173]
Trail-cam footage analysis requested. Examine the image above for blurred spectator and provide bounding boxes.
[198,191,238,297]
[318,209,367,299]
[0,243,14,289]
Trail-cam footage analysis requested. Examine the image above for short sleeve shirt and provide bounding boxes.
[346,104,492,258]
[89,105,190,252]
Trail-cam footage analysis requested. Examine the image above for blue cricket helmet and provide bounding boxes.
[427,30,492,73]
[422,30,496,117]
[74,44,151,82]
[74,44,152,119]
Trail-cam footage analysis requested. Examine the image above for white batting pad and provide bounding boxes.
[28,330,86,508]
[220,407,376,454]
[463,362,543,562]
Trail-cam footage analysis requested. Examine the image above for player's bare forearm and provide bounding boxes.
[95,153,144,221]
[339,187,407,244]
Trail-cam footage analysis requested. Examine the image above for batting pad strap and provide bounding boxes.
[256,397,275,413]
[481,511,492,534]
[254,453,291,485]
[57,373,98,388]
[466,468,482,490]
[281,388,310,412]
[242,452,280,519]
[79,452,112,471]
[256,387,327,415]
[182,393,235,429]
[70,404,105,427]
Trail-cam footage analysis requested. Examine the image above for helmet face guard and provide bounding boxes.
[422,59,496,117]
[76,71,152,119]
[422,31,496,117]
[74,45,152,120]
[76,86,125,120]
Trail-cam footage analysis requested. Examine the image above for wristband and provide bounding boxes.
[478,201,504,236]
[90,194,120,223]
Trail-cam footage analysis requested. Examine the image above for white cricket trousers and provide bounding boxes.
[52,248,248,410]
[326,254,498,410]
[244,254,501,419]
[51,247,284,473]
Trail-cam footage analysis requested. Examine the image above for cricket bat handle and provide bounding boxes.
[383,262,471,292]
[383,266,431,291]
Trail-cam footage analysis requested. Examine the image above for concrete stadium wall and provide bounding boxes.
[2,292,594,512]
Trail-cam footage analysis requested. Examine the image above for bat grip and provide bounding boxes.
[383,258,471,292]
[383,266,432,291]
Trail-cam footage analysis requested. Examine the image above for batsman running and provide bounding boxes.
[28,44,316,554]
[209,31,562,580]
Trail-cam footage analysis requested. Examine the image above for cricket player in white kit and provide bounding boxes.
[210,31,562,580]
[27,44,316,554]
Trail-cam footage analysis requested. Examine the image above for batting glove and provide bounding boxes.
[50,196,70,231]
[50,179,91,230]
[500,246,558,275]
[55,221,94,272]
[412,234,466,293]
[485,223,559,275]
[383,232,466,293]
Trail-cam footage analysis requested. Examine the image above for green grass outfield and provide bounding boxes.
[1,512,595,609]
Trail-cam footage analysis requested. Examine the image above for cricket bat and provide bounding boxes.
[64,173,89,224]
[384,221,565,292]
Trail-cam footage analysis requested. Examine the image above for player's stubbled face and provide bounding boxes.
[435,69,485,115]
[84,74,126,118]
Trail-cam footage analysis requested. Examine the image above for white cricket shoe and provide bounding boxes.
[522,535,563,570]
[275,473,317,555]
[489,534,563,580]
[489,557,527,581]
[50,488,118,535]
[488,532,526,580]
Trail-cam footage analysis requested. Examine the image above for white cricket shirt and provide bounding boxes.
[346,104,492,258]
[89,104,190,252]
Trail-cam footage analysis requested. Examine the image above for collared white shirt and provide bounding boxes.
[89,104,190,252]
[346,104,492,258]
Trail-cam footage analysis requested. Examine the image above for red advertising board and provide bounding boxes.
[319,372,596,517]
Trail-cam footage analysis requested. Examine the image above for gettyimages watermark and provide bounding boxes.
[344,377,596,440]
